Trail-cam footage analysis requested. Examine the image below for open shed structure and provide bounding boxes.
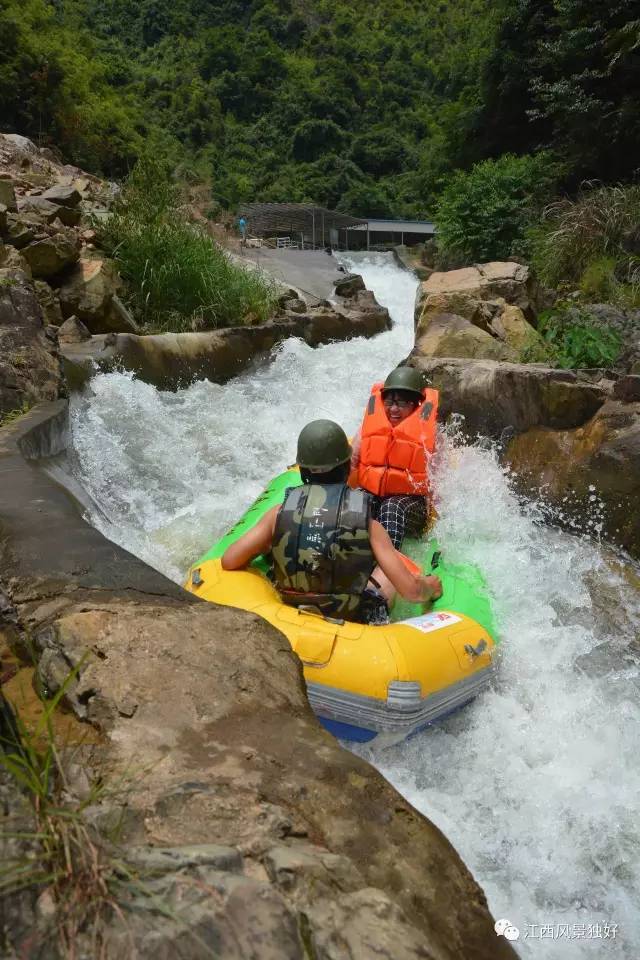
[237,202,367,250]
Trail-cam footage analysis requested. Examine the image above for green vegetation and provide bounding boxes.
[521,304,623,369]
[0,667,122,955]
[0,401,33,427]
[528,184,640,306]
[1,0,638,267]
[434,152,558,265]
[97,157,277,331]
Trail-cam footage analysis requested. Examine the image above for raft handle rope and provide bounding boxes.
[464,639,487,658]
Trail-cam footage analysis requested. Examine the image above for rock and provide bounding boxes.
[0,766,43,956]
[20,196,81,227]
[414,312,516,361]
[33,280,63,326]
[334,272,365,297]
[490,304,542,353]
[1,405,516,960]
[125,844,243,875]
[613,375,640,403]
[2,134,38,156]
[61,298,390,389]
[282,297,306,313]
[57,316,92,343]
[0,203,6,235]
[40,184,82,207]
[4,214,37,249]
[57,258,136,334]
[21,232,80,279]
[0,244,31,276]
[416,290,498,337]
[408,357,609,436]
[0,269,62,417]
[505,400,640,556]
[0,179,17,212]
[415,261,539,327]
[26,597,514,960]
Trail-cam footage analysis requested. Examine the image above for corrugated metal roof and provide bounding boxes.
[351,219,435,233]
[237,202,367,233]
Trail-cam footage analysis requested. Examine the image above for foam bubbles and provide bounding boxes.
[66,253,640,958]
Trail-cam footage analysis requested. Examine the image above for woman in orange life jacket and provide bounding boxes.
[350,366,438,550]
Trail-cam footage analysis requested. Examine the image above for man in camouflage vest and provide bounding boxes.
[222,420,442,624]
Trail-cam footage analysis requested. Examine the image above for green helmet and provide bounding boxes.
[296,420,351,471]
[382,366,424,398]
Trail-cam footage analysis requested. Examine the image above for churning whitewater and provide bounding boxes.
[67,254,640,957]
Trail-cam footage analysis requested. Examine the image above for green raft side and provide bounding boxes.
[192,468,498,642]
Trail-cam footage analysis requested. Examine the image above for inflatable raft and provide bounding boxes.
[185,467,498,745]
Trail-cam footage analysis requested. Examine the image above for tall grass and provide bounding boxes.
[97,158,278,332]
[528,183,640,305]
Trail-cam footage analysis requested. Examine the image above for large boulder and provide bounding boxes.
[0,269,62,417]
[40,183,82,207]
[19,195,81,227]
[0,179,17,212]
[57,257,137,334]
[415,312,516,362]
[408,357,610,436]
[0,243,31,276]
[505,400,640,557]
[3,214,37,249]
[63,298,390,389]
[21,231,80,279]
[415,261,539,328]
[33,279,63,326]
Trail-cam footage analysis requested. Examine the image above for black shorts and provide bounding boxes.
[359,586,390,625]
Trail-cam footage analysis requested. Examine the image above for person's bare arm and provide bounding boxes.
[221,505,279,570]
[350,427,362,470]
[369,520,442,602]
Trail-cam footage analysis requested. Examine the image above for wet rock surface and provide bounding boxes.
[61,296,392,391]
[0,403,515,960]
[505,399,640,556]
[409,356,610,436]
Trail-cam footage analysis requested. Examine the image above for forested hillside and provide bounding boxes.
[1,0,639,218]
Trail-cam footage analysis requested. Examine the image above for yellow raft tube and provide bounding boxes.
[185,468,498,745]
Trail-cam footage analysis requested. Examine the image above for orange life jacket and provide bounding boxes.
[351,382,439,496]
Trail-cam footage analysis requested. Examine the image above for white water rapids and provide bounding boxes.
[66,254,640,957]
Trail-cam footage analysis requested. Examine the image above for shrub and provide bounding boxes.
[522,304,623,369]
[97,157,277,332]
[434,152,558,265]
[528,183,640,305]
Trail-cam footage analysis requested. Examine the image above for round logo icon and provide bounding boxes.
[495,918,520,941]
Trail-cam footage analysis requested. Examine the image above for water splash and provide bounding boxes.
[357,430,640,958]
[66,252,640,957]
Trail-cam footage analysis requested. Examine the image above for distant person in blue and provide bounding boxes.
[238,216,247,245]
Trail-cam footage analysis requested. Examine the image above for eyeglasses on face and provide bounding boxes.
[382,392,417,410]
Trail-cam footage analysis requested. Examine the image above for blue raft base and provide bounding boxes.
[318,717,378,743]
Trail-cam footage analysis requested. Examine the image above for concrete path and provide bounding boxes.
[237,247,345,303]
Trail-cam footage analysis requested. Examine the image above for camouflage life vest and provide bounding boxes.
[272,483,376,620]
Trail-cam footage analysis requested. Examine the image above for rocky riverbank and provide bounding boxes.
[0,131,392,407]
[0,402,514,959]
[408,261,640,557]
